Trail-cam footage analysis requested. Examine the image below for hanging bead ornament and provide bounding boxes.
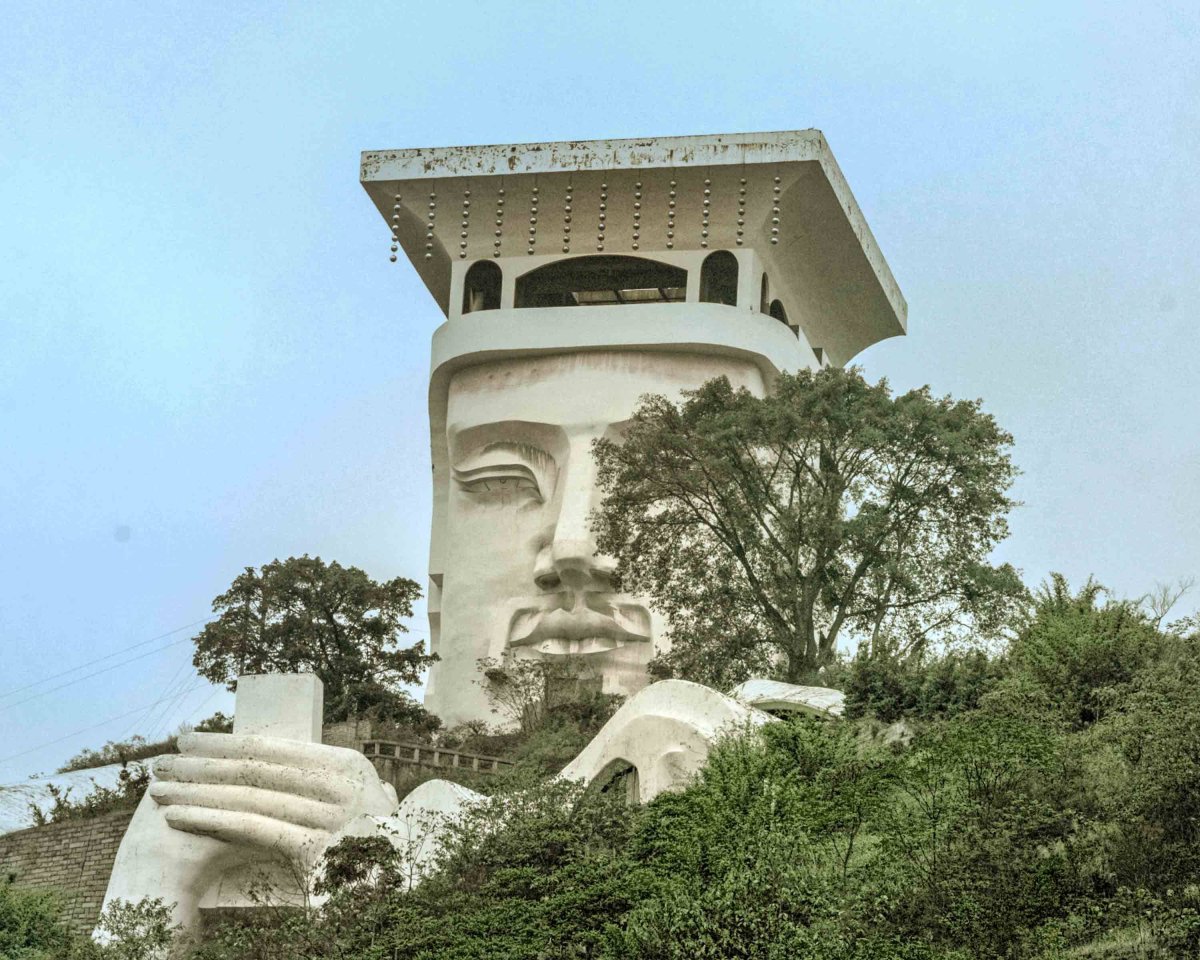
[459,188,471,259]
[736,177,747,246]
[527,184,538,255]
[595,182,607,251]
[666,178,676,249]
[771,175,781,245]
[562,182,573,253]
[493,186,505,257]
[701,177,711,249]
[423,191,437,261]
[632,181,642,250]
[389,193,401,262]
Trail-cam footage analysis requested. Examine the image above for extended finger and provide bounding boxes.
[149,782,347,832]
[178,733,376,779]
[163,805,326,860]
[153,756,355,806]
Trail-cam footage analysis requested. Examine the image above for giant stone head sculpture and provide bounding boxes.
[362,131,907,726]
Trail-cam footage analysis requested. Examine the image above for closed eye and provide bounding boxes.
[453,464,543,501]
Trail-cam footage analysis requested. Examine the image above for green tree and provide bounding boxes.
[1005,573,1165,729]
[591,368,1026,685]
[192,555,437,725]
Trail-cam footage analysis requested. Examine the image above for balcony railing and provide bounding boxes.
[360,740,514,774]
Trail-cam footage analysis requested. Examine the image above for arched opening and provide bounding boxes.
[760,273,770,315]
[769,298,789,327]
[592,758,640,805]
[699,251,739,306]
[515,255,686,308]
[462,260,502,314]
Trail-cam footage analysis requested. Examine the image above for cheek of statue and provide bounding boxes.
[436,451,554,682]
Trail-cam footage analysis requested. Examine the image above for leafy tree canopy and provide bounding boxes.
[591,368,1027,686]
[191,555,437,726]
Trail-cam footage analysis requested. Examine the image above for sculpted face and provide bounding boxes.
[428,349,766,726]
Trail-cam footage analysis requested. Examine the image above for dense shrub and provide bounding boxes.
[0,890,176,960]
[17,575,1200,959]
[0,881,73,960]
[844,648,1005,723]
[30,766,151,825]
[57,737,174,774]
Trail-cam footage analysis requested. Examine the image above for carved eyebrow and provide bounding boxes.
[476,441,555,476]
[453,462,538,482]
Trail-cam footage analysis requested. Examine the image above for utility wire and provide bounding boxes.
[2,617,428,705]
[0,616,216,701]
[0,684,208,767]
[142,667,205,741]
[0,635,200,715]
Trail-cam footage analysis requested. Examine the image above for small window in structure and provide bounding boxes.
[515,255,686,308]
[462,260,502,314]
[769,299,789,326]
[760,274,770,314]
[699,251,739,306]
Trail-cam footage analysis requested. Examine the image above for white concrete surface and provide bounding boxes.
[232,673,323,743]
[426,348,783,727]
[560,679,774,802]
[360,129,907,363]
[100,674,394,936]
[729,678,846,718]
[389,132,905,727]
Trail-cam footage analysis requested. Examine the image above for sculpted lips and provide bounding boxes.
[508,602,651,657]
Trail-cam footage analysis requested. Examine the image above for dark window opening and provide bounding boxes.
[597,762,640,805]
[760,273,770,314]
[769,299,789,326]
[515,255,686,308]
[463,260,502,314]
[699,251,739,306]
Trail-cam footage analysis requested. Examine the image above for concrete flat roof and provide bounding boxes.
[361,130,906,365]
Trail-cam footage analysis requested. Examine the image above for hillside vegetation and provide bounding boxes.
[185,578,1199,959]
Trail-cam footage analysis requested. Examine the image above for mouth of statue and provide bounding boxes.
[506,601,651,657]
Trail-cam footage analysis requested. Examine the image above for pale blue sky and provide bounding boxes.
[2,1,1197,779]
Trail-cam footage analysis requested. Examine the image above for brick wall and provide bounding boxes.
[321,718,377,750]
[0,808,135,935]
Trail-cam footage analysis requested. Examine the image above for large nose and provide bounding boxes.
[533,436,616,592]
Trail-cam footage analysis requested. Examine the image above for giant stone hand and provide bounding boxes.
[100,731,397,935]
[151,732,397,861]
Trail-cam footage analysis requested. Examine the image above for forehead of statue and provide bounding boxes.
[444,350,765,433]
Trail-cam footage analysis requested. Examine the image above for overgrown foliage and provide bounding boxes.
[58,737,172,775]
[0,881,73,960]
[191,555,438,726]
[177,575,1200,959]
[0,890,177,960]
[30,766,151,826]
[57,714,231,774]
[591,368,1027,686]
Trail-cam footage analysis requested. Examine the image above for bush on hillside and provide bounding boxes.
[57,737,173,775]
[0,887,176,960]
[0,881,73,960]
[844,648,1005,723]
[30,766,151,826]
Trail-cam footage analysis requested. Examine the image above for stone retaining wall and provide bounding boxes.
[0,808,135,935]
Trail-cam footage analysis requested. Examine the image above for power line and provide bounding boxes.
[1,616,428,705]
[0,616,216,701]
[143,668,205,741]
[0,634,200,715]
[0,684,209,768]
